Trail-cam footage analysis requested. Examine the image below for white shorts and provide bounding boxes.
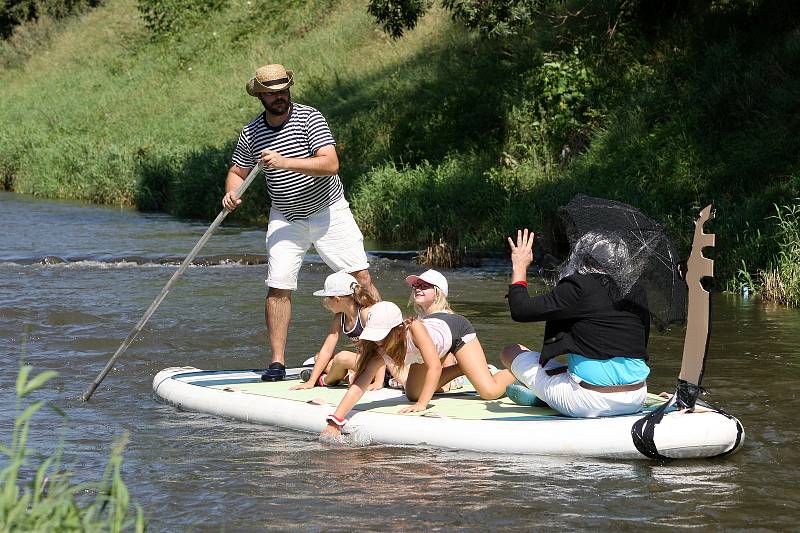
[510,351,647,418]
[265,198,370,290]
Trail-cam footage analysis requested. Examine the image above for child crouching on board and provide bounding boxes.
[405,269,516,399]
[290,271,383,390]
[321,301,444,438]
[320,277,521,438]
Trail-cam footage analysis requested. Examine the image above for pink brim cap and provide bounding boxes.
[405,275,422,286]
[405,269,448,296]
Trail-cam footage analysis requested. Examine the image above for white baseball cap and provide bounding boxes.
[313,271,358,297]
[359,301,404,341]
[405,269,448,296]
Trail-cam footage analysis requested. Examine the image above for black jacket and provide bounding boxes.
[508,273,650,364]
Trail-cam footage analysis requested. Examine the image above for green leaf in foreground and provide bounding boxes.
[1,367,146,531]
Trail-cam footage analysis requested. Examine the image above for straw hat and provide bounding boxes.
[246,64,294,96]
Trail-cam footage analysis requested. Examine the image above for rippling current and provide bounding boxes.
[1,191,799,531]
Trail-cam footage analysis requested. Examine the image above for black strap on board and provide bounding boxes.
[631,388,744,460]
[631,395,674,460]
[676,378,707,410]
[708,406,745,459]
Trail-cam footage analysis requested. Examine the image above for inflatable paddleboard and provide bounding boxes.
[153,367,744,459]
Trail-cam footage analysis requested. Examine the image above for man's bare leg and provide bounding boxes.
[263,287,292,380]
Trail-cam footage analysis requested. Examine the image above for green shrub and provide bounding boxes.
[531,46,600,150]
[367,0,559,39]
[500,44,602,173]
[0,366,145,532]
[351,154,508,249]
[136,0,227,36]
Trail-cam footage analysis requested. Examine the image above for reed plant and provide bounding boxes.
[760,201,800,307]
[0,366,144,531]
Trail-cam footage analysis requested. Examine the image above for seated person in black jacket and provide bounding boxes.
[500,229,651,418]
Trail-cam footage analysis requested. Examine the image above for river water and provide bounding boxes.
[1,190,799,531]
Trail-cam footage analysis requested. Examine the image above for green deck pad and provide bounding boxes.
[210,379,668,421]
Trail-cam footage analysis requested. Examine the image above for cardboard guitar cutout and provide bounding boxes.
[676,203,715,410]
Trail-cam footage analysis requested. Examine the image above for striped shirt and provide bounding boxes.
[231,103,344,221]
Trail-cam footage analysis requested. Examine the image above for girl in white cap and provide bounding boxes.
[321,301,445,437]
[320,297,519,437]
[404,269,516,400]
[406,268,452,315]
[291,271,380,390]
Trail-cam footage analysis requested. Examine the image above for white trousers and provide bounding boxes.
[265,198,370,290]
[511,351,647,418]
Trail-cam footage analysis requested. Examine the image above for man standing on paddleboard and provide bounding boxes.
[221,64,379,382]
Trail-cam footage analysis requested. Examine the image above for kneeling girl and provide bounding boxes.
[322,299,510,437]
[322,301,449,437]
[405,269,516,399]
[291,271,381,390]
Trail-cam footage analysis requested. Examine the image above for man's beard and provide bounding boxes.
[265,97,290,116]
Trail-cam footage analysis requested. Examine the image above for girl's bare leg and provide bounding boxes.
[438,353,458,392]
[449,339,517,399]
[325,350,358,385]
[438,364,465,386]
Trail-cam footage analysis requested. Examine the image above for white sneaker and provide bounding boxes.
[388,377,404,390]
[448,375,466,390]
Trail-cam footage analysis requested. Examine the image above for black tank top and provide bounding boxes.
[340,307,365,342]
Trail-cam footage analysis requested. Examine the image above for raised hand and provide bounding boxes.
[508,228,535,277]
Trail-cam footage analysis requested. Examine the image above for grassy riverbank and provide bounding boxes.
[1,0,799,303]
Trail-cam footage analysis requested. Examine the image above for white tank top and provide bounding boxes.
[401,317,453,366]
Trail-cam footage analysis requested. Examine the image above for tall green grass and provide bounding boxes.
[756,201,800,306]
[1,366,144,531]
[0,0,104,67]
[1,0,799,302]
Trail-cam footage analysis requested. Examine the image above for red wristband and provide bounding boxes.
[512,280,528,288]
[326,414,347,427]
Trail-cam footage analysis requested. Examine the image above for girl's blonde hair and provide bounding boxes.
[355,317,414,375]
[409,286,452,316]
[327,282,379,312]
[352,282,380,307]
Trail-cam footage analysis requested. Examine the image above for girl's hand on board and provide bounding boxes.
[398,402,429,414]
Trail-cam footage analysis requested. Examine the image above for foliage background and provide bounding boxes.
[0,0,798,301]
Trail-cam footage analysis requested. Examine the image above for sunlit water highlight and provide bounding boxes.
[1,191,799,531]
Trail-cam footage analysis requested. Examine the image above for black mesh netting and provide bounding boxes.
[556,195,688,329]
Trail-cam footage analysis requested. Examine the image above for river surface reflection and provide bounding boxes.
[1,191,798,531]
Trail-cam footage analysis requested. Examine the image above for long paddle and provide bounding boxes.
[81,163,263,401]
